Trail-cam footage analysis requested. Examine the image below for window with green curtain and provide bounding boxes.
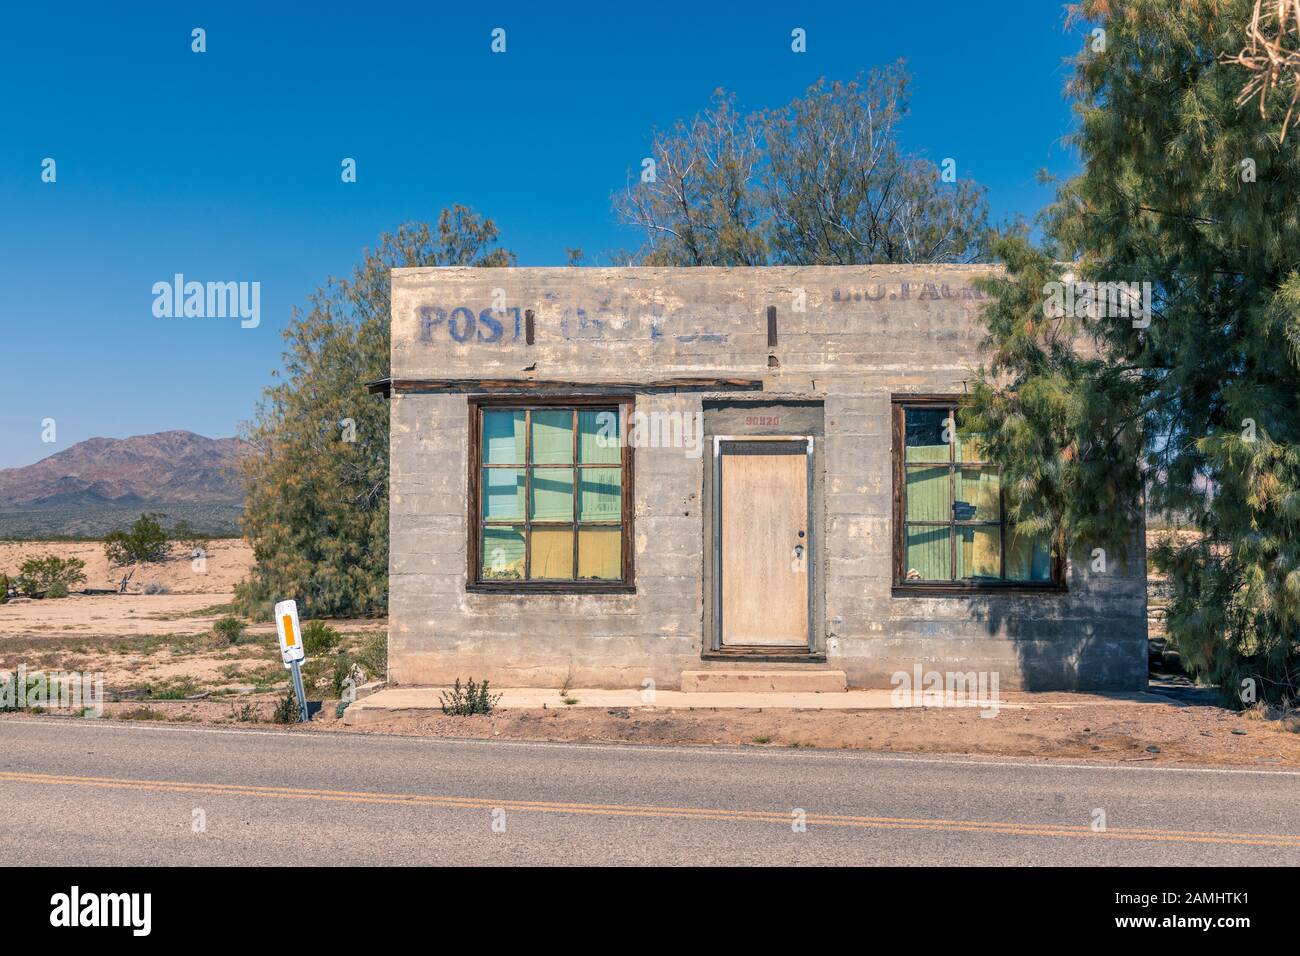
[898,402,1053,585]
[478,405,626,585]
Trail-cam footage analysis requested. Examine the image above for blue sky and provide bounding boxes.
[0,1,1085,468]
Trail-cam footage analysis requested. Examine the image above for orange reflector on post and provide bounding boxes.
[282,615,296,647]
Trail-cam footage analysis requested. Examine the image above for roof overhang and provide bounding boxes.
[365,377,762,398]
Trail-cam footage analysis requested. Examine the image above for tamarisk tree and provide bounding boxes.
[237,208,514,618]
[967,0,1300,703]
[615,63,992,266]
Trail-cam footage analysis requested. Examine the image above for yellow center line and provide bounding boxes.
[4,770,1299,847]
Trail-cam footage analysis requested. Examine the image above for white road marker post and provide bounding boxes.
[274,599,308,722]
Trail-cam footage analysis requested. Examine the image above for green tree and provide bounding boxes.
[236,208,514,619]
[103,512,171,592]
[615,90,768,266]
[764,67,991,264]
[16,556,87,598]
[614,64,991,265]
[967,0,1300,703]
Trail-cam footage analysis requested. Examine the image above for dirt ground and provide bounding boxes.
[11,693,1299,769]
[0,538,253,595]
[6,527,1296,769]
[0,608,383,698]
[0,538,382,698]
[329,698,1300,767]
[0,592,246,637]
[0,603,385,697]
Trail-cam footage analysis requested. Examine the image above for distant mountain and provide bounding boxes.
[0,431,248,509]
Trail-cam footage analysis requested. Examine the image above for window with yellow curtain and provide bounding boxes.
[475,402,629,588]
[896,400,1056,588]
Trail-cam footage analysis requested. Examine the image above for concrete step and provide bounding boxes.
[680,669,847,693]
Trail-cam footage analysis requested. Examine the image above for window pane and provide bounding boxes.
[530,409,574,464]
[954,408,988,462]
[904,526,950,581]
[579,467,622,520]
[1007,530,1053,582]
[482,410,525,464]
[957,526,1001,579]
[578,527,621,580]
[904,407,951,462]
[956,467,1001,521]
[579,409,621,463]
[481,526,525,580]
[905,466,949,521]
[482,468,524,520]
[529,527,574,579]
[530,467,574,521]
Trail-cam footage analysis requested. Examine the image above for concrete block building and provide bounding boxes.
[375,265,1148,692]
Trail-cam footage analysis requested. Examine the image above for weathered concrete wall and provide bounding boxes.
[388,266,1148,691]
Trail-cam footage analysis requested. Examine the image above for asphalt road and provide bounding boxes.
[3,717,1299,865]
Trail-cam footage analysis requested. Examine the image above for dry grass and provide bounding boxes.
[1243,698,1300,732]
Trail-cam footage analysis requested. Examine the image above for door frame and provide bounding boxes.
[710,434,816,653]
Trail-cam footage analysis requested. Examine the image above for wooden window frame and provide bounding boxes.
[467,395,635,594]
[891,394,1065,595]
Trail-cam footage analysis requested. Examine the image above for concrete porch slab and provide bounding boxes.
[680,669,847,693]
[341,685,1024,726]
[338,685,1197,727]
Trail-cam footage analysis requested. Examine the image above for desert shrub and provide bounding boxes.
[301,620,341,656]
[213,616,245,644]
[302,639,366,697]
[0,669,25,712]
[300,656,328,694]
[46,581,69,599]
[273,690,300,724]
[103,513,169,566]
[0,573,9,604]
[230,702,259,722]
[16,555,87,597]
[144,677,199,700]
[330,653,362,697]
[440,678,500,716]
[104,512,190,591]
[353,633,387,682]
[143,582,170,595]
